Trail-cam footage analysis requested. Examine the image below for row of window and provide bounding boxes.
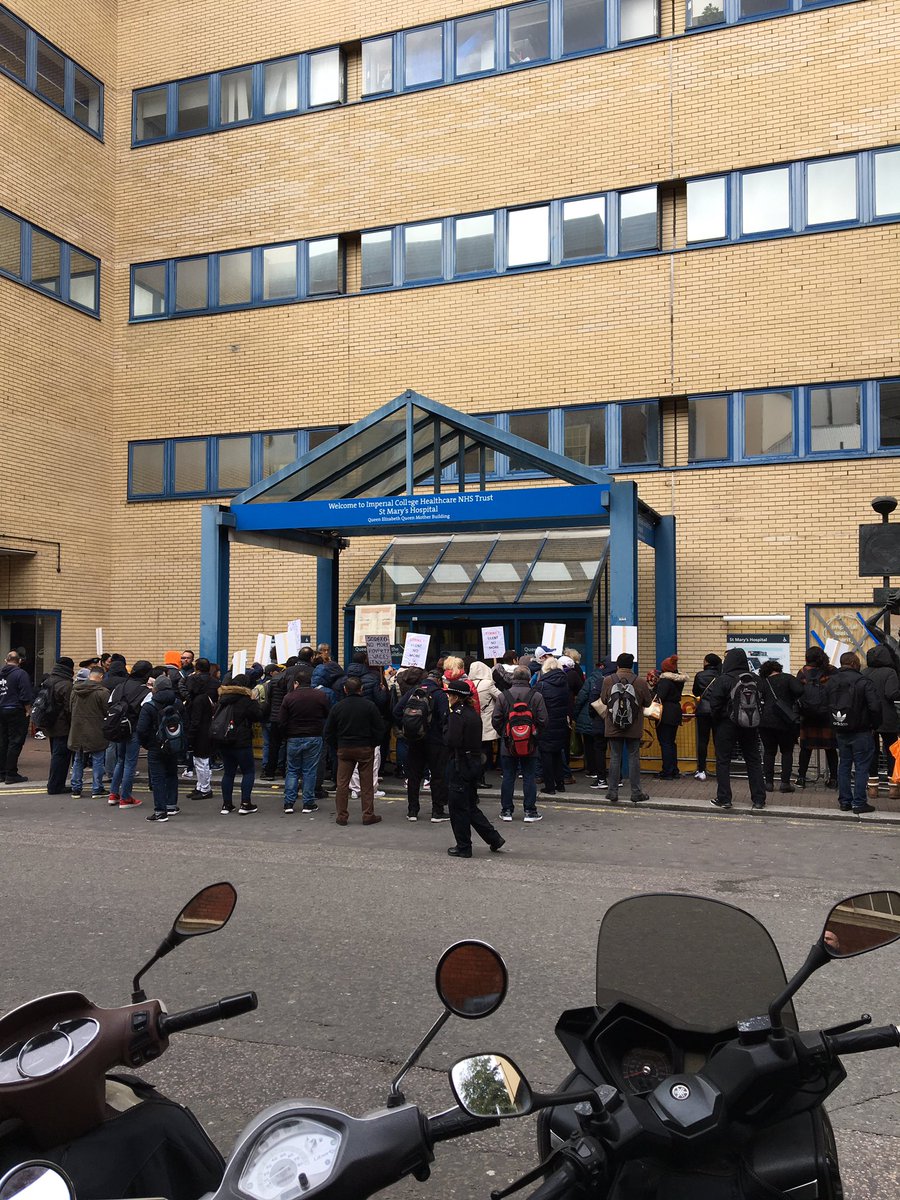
[126,379,900,500]
[0,4,102,136]
[131,0,852,146]
[0,208,100,315]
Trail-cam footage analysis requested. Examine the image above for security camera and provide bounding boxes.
[871,496,898,518]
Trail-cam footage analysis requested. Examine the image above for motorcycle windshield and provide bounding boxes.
[596,894,797,1034]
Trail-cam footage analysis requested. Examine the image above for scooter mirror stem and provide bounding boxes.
[768,941,830,1031]
[131,931,180,1003]
[386,1008,452,1108]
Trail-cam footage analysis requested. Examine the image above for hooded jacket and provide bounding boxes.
[758,671,804,731]
[344,662,389,711]
[311,659,346,704]
[0,662,33,710]
[863,644,900,733]
[573,667,606,735]
[393,676,449,745]
[825,667,881,734]
[103,660,129,692]
[468,662,501,741]
[534,667,572,751]
[211,685,262,748]
[655,671,686,727]
[44,662,74,738]
[68,679,110,753]
[136,681,182,752]
[185,671,220,757]
[704,648,756,724]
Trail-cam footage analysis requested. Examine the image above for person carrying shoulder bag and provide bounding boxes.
[758,660,803,793]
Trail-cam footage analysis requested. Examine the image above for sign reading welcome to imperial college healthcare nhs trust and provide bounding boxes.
[232,484,610,535]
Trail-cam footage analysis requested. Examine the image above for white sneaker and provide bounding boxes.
[34,731,46,740]
[180,770,194,780]
[500,812,513,821]
[374,790,386,798]
[351,791,359,801]
[694,770,707,781]
[423,780,431,789]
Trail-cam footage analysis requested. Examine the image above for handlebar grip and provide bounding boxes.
[159,991,258,1036]
[826,1025,899,1057]
[527,1160,580,1200]
[427,1107,500,1144]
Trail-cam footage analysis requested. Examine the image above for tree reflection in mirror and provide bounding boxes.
[451,1054,532,1117]
[0,1165,74,1200]
[174,881,237,938]
[435,941,508,1018]
[823,890,900,958]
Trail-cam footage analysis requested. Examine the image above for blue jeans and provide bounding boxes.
[836,730,873,808]
[148,748,178,812]
[71,751,105,794]
[500,755,538,813]
[285,736,322,807]
[111,733,140,799]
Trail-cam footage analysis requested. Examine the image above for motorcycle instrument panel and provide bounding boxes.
[238,1117,342,1199]
[594,1016,679,1095]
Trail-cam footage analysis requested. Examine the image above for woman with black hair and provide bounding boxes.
[796,646,838,788]
[758,659,804,793]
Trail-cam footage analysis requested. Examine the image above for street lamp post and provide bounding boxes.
[871,496,898,637]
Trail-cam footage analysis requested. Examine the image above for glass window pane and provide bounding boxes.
[30,230,60,295]
[309,427,339,451]
[263,58,299,114]
[564,407,605,464]
[131,443,165,495]
[69,251,97,311]
[405,26,443,87]
[810,385,861,452]
[132,263,166,316]
[741,0,788,15]
[73,68,101,131]
[508,2,550,64]
[363,38,393,95]
[519,531,606,602]
[508,410,549,471]
[216,436,252,490]
[744,390,793,457]
[361,230,393,288]
[404,222,443,282]
[136,87,168,140]
[875,150,900,218]
[468,533,547,603]
[175,257,208,311]
[218,250,252,306]
[619,186,658,252]
[688,396,728,461]
[308,237,340,295]
[220,68,252,124]
[263,431,297,477]
[806,157,857,226]
[688,0,724,27]
[262,244,297,300]
[35,40,65,107]
[462,417,496,477]
[741,167,790,234]
[0,212,21,276]
[879,382,900,449]
[620,0,658,41]
[563,196,606,258]
[173,441,207,493]
[455,214,494,274]
[687,177,727,242]
[309,48,341,106]
[0,11,26,79]
[563,0,606,53]
[621,402,660,464]
[508,205,549,267]
[177,78,209,133]
[456,14,496,76]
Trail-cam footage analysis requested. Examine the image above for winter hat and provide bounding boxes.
[57,657,75,671]
[660,655,678,673]
[75,668,91,681]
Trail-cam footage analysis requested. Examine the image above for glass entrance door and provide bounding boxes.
[0,611,60,684]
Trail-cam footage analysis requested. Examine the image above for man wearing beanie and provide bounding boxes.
[599,653,653,804]
[44,656,75,794]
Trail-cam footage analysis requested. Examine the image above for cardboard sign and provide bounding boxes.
[231,650,247,678]
[95,627,103,656]
[253,633,267,666]
[610,625,638,660]
[353,604,396,645]
[481,626,506,660]
[273,633,289,664]
[540,622,566,656]
[364,634,393,667]
[286,620,302,657]
[401,632,430,668]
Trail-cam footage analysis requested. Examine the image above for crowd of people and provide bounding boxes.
[0,634,895,846]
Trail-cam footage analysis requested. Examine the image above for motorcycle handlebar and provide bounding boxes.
[527,1160,581,1200]
[427,1106,500,1144]
[825,1024,899,1057]
[159,991,258,1036]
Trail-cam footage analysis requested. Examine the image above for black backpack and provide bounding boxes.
[30,682,60,732]
[608,680,639,730]
[156,702,185,756]
[729,674,762,728]
[800,674,830,721]
[829,675,868,732]
[210,703,239,744]
[102,684,135,743]
[401,687,434,742]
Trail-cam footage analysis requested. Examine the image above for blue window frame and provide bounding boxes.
[403,25,444,89]
[879,380,900,449]
[507,1,551,66]
[688,395,730,462]
[455,13,497,77]
[0,207,99,316]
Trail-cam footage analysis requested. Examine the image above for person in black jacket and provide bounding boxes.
[43,657,75,794]
[758,660,804,793]
[691,653,721,781]
[137,673,184,822]
[534,658,571,795]
[826,652,882,814]
[0,650,33,784]
[212,675,263,814]
[705,648,767,811]
[324,676,385,825]
[445,680,505,858]
[862,644,900,793]
[109,660,152,808]
[654,655,685,780]
[262,663,293,780]
[184,659,219,800]
[393,673,450,822]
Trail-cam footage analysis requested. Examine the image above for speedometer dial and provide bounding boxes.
[239,1117,342,1200]
[620,1046,673,1094]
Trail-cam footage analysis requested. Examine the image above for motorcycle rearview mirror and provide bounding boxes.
[386,941,508,1108]
[0,1163,75,1200]
[450,1053,599,1119]
[131,881,238,1002]
[821,890,900,958]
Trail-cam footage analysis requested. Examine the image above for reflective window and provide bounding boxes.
[263,57,299,114]
[35,39,65,107]
[133,263,166,317]
[687,177,727,242]
[175,257,208,311]
[309,427,340,451]
[467,534,546,604]
[519,531,605,602]
[688,0,724,27]
[806,157,857,225]
[455,214,494,274]
[309,48,341,106]
[619,187,658,252]
[562,196,605,258]
[508,2,550,64]
[218,250,252,306]
[73,68,101,131]
[741,0,789,15]
[810,385,861,452]
[404,222,443,282]
[221,68,253,124]
[0,211,21,276]
[405,26,443,87]
[361,230,393,288]
[507,205,550,267]
[262,431,297,476]
[620,0,657,41]
[136,88,168,140]
[308,237,341,295]
[508,410,549,471]
[456,14,496,76]
[69,251,98,311]
[688,396,729,461]
[30,230,61,295]
[741,167,790,234]
[177,78,209,133]
[744,390,794,457]
[563,0,606,53]
[174,441,207,493]
[879,382,900,449]
[362,38,393,95]
[621,402,660,464]
[0,10,26,79]
[564,407,605,465]
[216,436,252,490]
[262,244,297,300]
[131,443,165,495]
[875,150,900,218]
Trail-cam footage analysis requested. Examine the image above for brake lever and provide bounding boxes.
[490,1158,555,1199]
[822,1013,872,1037]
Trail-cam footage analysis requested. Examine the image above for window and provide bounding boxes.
[263,58,299,114]
[263,431,297,476]
[175,257,208,311]
[309,427,340,451]
[810,385,861,452]
[508,2,550,65]
[0,10,26,79]
[136,88,167,140]
[177,78,209,133]
[309,48,341,106]
[404,222,443,282]
[174,441,207,493]
[620,402,660,464]
[218,250,252,306]
[0,211,21,276]
[744,390,793,457]
[308,237,341,295]
[806,157,857,226]
[131,443,165,495]
[362,38,393,95]
[563,0,606,53]
[562,196,605,258]
[456,14,496,76]
[35,39,65,108]
[455,214,494,274]
[508,410,549,470]
[68,251,98,311]
[404,26,443,87]
[688,396,729,461]
[740,0,789,15]
[73,68,101,131]
[30,230,60,295]
[564,407,605,465]
[619,187,658,252]
[220,68,252,125]
[507,205,550,267]
[262,244,297,300]
[687,177,727,242]
[132,263,166,317]
[741,167,790,235]
[620,0,657,41]
[879,382,900,448]
[216,436,252,490]
[361,230,393,288]
[875,149,900,218]
[688,0,724,27]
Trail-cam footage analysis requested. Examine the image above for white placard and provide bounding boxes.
[540,622,566,655]
[273,633,289,664]
[610,625,639,660]
[364,633,393,667]
[95,627,103,656]
[823,638,850,668]
[353,604,397,645]
[401,633,431,668]
[286,620,302,657]
[254,633,267,665]
[481,626,506,660]
[231,650,247,678]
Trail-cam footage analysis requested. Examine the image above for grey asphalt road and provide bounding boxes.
[0,789,896,1199]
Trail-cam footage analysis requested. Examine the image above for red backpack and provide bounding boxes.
[504,692,538,757]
